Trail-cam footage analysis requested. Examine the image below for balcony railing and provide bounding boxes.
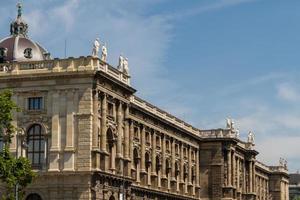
[0,56,131,85]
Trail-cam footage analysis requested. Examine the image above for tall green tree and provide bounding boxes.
[0,90,36,200]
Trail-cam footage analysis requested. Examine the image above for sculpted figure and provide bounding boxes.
[247,131,255,144]
[118,55,124,71]
[101,43,107,62]
[226,118,232,129]
[2,66,8,72]
[284,159,288,169]
[123,57,129,75]
[92,38,100,57]
[279,157,284,166]
[235,129,240,138]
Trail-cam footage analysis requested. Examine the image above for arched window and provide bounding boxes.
[27,124,45,169]
[26,193,42,200]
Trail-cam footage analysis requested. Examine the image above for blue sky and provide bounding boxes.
[1,0,299,172]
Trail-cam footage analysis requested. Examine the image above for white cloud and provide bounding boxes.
[277,82,300,102]
[256,136,300,169]
[167,0,258,20]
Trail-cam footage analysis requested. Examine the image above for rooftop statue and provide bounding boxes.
[117,55,130,75]
[226,118,232,129]
[247,131,255,144]
[101,43,107,62]
[123,57,129,75]
[92,38,100,57]
[118,55,124,71]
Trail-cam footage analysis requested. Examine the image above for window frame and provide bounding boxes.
[26,124,45,169]
[27,97,43,111]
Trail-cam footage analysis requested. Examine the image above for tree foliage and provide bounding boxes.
[0,90,36,199]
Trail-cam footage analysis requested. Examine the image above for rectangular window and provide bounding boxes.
[28,97,43,110]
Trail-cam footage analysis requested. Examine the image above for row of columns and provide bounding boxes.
[226,148,256,194]
[256,175,269,200]
[96,91,200,195]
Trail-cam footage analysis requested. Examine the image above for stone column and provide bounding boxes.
[162,135,166,179]
[124,105,130,159]
[243,160,246,192]
[196,149,200,187]
[136,158,141,184]
[140,125,146,174]
[49,91,60,171]
[148,163,152,186]
[232,152,236,188]
[64,89,76,171]
[92,90,98,149]
[111,143,116,173]
[171,139,176,182]
[151,131,157,176]
[237,157,240,191]
[100,93,107,153]
[227,149,232,187]
[117,101,123,158]
[158,161,162,188]
[188,146,192,185]
[180,143,184,183]
[252,161,256,193]
[249,160,253,193]
[128,121,134,176]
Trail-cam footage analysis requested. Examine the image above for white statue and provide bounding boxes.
[123,57,129,75]
[118,55,124,71]
[226,118,232,129]
[235,129,240,138]
[92,38,100,57]
[101,43,107,62]
[279,157,284,166]
[2,66,8,72]
[226,118,235,130]
[284,159,288,169]
[247,131,255,144]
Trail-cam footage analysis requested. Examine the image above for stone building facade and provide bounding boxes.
[289,174,300,200]
[0,4,289,200]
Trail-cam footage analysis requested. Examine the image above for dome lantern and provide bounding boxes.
[10,3,29,37]
[0,3,51,63]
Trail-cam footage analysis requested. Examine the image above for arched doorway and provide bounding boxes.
[109,195,115,200]
[26,193,42,200]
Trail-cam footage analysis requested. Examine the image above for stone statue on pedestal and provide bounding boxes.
[247,131,255,144]
[123,57,129,75]
[118,55,124,71]
[92,38,100,57]
[101,43,107,62]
